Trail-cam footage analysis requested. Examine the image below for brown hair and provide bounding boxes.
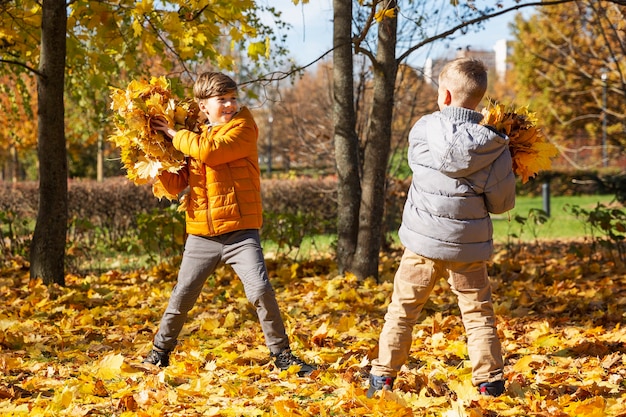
[439,58,488,108]
[193,72,238,100]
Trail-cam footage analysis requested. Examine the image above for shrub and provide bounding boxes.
[0,176,343,269]
[0,182,38,257]
[2,169,621,271]
[260,177,337,254]
[566,202,626,265]
[516,169,625,197]
[67,177,170,247]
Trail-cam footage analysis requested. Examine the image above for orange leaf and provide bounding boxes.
[481,99,558,183]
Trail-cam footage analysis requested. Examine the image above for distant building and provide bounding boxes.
[424,40,511,84]
[493,39,512,82]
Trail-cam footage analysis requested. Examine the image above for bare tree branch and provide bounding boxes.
[397,0,583,63]
[352,0,381,56]
[0,58,44,78]
[245,44,341,86]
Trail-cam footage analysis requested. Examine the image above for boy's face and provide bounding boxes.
[199,92,239,125]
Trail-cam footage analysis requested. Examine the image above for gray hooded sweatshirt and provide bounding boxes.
[398,106,516,263]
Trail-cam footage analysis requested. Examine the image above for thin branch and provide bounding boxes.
[397,0,580,63]
[143,14,194,80]
[244,44,341,86]
[590,0,626,93]
[352,1,378,48]
[0,58,44,78]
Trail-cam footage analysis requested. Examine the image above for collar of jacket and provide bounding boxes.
[441,106,484,124]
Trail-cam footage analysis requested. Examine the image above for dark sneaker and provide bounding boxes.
[479,380,505,397]
[271,348,316,377]
[367,374,394,398]
[143,348,170,367]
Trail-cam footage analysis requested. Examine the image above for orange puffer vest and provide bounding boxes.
[158,107,263,236]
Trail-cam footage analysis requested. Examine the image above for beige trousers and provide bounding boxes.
[370,249,504,385]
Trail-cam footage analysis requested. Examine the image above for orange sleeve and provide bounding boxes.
[172,107,258,166]
[157,165,189,196]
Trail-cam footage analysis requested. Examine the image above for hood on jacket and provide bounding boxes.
[425,106,508,179]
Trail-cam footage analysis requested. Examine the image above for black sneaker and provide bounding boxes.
[271,348,316,377]
[367,374,394,398]
[479,380,505,397]
[143,348,170,367]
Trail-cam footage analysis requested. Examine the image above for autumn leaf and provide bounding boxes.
[2,242,626,415]
[109,76,199,198]
[563,396,606,417]
[481,100,559,183]
[374,7,396,22]
[95,353,125,380]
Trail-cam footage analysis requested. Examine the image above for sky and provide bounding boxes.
[270,0,533,68]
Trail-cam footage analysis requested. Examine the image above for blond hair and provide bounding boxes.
[193,72,238,100]
[439,58,488,108]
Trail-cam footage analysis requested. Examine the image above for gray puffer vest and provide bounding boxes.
[398,106,516,262]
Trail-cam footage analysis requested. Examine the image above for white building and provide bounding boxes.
[424,39,511,84]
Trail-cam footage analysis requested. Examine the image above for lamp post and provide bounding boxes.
[601,70,608,168]
[267,115,273,176]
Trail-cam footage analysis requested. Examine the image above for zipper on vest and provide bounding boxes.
[202,163,215,235]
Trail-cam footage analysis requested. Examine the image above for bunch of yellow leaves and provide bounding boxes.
[481,101,559,183]
[109,76,200,199]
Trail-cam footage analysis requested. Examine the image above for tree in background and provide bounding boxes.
[332,0,361,272]
[509,1,625,169]
[1,0,288,285]
[0,74,38,181]
[256,59,437,178]
[258,62,335,175]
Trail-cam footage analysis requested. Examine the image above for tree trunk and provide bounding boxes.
[30,0,68,286]
[351,2,398,281]
[333,0,361,274]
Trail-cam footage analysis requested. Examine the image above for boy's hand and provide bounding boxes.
[151,117,177,139]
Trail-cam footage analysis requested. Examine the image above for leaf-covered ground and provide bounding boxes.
[1,241,626,416]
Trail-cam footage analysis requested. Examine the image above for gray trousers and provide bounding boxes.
[153,230,290,354]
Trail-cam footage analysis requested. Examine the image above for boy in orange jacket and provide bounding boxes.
[146,72,316,377]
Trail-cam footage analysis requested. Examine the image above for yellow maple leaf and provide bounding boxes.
[96,353,125,380]
[274,399,307,416]
[512,354,549,374]
[223,311,237,328]
[337,314,356,332]
[133,157,162,182]
[108,76,198,196]
[374,7,396,22]
[563,396,606,417]
[312,321,330,346]
[481,100,558,183]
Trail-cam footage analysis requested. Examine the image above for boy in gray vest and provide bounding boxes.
[368,58,516,398]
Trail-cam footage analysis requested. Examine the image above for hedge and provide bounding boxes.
[0,170,621,264]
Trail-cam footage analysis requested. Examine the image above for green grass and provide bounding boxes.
[262,234,337,259]
[266,194,620,260]
[492,194,617,243]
